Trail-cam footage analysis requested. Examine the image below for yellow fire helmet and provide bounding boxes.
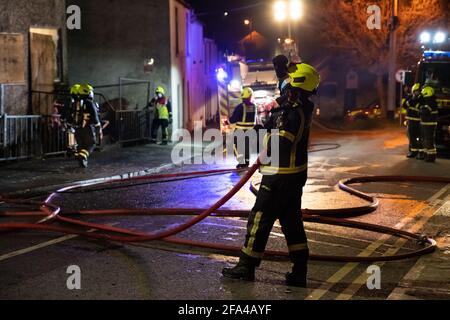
[288,63,321,93]
[412,83,421,93]
[70,84,81,95]
[79,84,94,98]
[155,86,166,95]
[421,86,435,98]
[241,87,254,100]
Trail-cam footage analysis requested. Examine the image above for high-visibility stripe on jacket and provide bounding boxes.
[403,95,421,121]
[70,99,101,129]
[260,98,314,176]
[230,102,256,130]
[420,96,438,126]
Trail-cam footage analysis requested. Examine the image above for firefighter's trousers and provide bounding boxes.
[241,174,309,267]
[75,126,95,161]
[152,119,169,142]
[421,123,437,156]
[407,120,422,152]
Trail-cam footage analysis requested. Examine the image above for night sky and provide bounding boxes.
[188,0,320,60]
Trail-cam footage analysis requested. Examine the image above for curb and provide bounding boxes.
[6,162,179,199]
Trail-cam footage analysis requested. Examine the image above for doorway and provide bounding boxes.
[29,27,59,115]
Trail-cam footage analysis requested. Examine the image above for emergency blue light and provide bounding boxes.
[216,68,228,82]
[423,51,450,59]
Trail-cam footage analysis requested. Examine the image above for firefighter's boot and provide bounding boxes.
[222,259,256,282]
[77,155,88,168]
[236,163,250,170]
[416,152,426,160]
[286,251,309,288]
[407,151,418,159]
[426,154,436,163]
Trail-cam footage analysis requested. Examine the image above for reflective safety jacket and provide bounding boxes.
[69,98,101,129]
[420,96,438,126]
[149,97,172,120]
[402,95,421,122]
[261,96,314,176]
[230,102,257,130]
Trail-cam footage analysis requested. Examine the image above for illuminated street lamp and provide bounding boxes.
[434,31,447,44]
[274,0,302,39]
[419,31,448,48]
[420,31,432,44]
[274,1,287,22]
[244,19,253,40]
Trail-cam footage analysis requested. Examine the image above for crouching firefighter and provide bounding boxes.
[419,86,438,163]
[229,87,257,168]
[69,84,103,168]
[149,86,172,145]
[222,63,321,288]
[403,83,422,159]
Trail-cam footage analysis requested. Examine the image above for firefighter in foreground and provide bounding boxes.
[229,87,257,168]
[67,84,103,168]
[148,86,172,145]
[222,62,321,288]
[403,83,423,159]
[419,86,438,163]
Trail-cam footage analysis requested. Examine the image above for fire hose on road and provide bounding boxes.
[0,143,445,263]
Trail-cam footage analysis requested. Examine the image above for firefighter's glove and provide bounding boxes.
[273,55,289,79]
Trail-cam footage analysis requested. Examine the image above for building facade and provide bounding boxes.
[68,0,219,131]
[0,0,68,115]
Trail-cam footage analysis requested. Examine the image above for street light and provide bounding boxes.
[274,1,287,22]
[420,31,431,44]
[434,31,447,44]
[289,0,302,21]
[244,19,253,40]
[274,0,302,39]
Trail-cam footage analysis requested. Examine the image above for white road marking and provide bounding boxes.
[0,224,119,263]
[0,234,78,262]
[306,183,450,300]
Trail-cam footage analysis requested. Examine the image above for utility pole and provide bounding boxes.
[387,0,399,119]
[288,21,292,40]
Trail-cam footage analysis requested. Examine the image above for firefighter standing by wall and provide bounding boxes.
[67,84,103,168]
[222,62,321,288]
[148,86,172,145]
[419,86,438,163]
[403,83,423,159]
[229,87,257,168]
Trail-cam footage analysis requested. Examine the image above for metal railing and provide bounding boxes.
[0,114,69,162]
[41,115,68,156]
[113,110,151,144]
[0,114,42,161]
[0,88,154,161]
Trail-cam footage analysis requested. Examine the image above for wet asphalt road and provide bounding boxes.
[1,126,450,300]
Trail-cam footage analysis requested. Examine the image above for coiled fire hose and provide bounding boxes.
[0,144,444,263]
